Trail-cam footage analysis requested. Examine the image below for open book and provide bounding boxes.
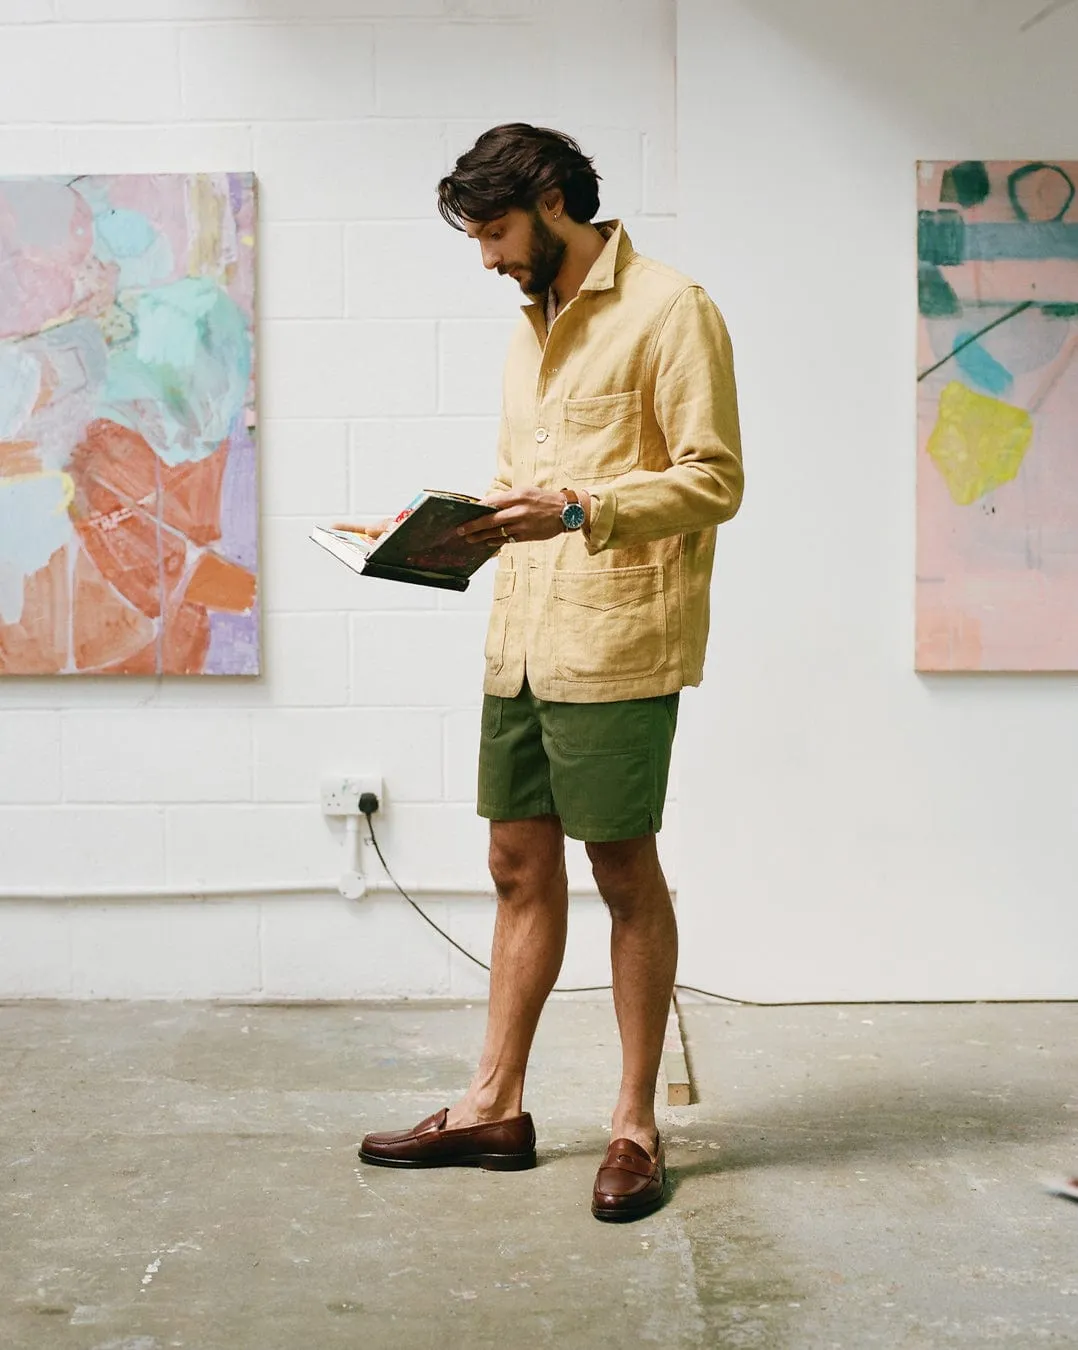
[310,490,502,592]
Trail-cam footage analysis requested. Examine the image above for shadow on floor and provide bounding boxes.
[659,1072,1076,1200]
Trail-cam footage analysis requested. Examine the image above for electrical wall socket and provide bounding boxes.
[321,775,383,816]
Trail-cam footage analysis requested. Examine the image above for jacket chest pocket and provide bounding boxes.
[552,565,666,681]
[561,390,642,481]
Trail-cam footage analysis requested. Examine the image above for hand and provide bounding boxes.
[332,517,391,541]
[457,487,589,546]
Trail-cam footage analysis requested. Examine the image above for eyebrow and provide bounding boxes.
[474,217,505,238]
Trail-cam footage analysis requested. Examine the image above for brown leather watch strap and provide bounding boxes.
[559,486,589,536]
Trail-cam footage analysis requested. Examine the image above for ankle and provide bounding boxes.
[471,1062,526,1108]
[611,1108,658,1152]
[467,1098,523,1122]
[611,1128,660,1161]
[452,1082,524,1125]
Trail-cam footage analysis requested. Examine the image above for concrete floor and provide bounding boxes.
[1,1001,1077,1350]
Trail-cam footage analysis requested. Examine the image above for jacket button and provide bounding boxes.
[535,428,549,443]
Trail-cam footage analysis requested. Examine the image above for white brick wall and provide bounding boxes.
[348,418,498,515]
[6,0,55,20]
[69,901,262,999]
[63,712,253,803]
[0,27,182,123]
[261,320,438,419]
[254,121,445,222]
[61,123,254,175]
[438,319,518,415]
[0,809,167,889]
[0,713,62,803]
[260,223,346,319]
[345,221,521,320]
[261,420,349,519]
[252,709,444,803]
[181,24,377,122]
[0,0,679,998]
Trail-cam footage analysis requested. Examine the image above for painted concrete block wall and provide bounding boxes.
[676,0,1078,1001]
[0,0,679,998]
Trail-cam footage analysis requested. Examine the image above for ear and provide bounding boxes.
[541,189,566,222]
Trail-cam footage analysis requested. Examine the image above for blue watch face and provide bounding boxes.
[562,502,586,530]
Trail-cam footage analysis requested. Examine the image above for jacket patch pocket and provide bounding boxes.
[484,568,516,674]
[562,390,642,481]
[553,565,666,681]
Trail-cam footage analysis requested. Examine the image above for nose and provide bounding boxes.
[480,241,501,271]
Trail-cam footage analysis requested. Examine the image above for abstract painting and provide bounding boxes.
[0,172,258,676]
[917,159,1078,671]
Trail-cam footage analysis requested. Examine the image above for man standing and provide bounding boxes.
[358,124,743,1221]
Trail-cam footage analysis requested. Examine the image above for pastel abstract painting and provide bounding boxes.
[917,160,1078,671]
[0,172,258,677]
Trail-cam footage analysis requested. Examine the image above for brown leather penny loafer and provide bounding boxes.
[592,1135,666,1221]
[359,1107,536,1171]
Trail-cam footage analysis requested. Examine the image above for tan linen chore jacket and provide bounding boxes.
[484,221,743,704]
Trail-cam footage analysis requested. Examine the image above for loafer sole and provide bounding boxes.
[358,1148,537,1172]
[591,1187,666,1222]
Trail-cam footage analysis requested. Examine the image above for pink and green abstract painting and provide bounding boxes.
[917,159,1078,671]
[0,172,258,676]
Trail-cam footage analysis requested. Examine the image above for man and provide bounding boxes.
[354,124,743,1221]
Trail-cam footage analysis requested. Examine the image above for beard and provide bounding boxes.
[508,209,567,296]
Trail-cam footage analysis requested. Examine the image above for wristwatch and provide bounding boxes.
[559,487,586,532]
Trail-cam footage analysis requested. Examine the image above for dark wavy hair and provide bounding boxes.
[437,123,601,231]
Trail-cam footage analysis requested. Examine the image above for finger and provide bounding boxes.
[460,511,515,537]
[465,524,518,545]
[462,531,510,546]
[333,521,381,537]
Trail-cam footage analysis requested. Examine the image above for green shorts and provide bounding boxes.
[477,679,679,843]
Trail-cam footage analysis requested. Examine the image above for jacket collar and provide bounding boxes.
[578,219,634,293]
[520,219,634,317]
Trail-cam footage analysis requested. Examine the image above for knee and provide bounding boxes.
[586,839,659,919]
[489,836,560,903]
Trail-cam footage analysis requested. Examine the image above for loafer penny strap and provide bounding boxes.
[602,1139,658,1178]
[413,1108,449,1136]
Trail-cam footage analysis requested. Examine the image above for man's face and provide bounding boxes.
[466,206,566,296]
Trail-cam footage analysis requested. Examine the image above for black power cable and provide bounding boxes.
[360,802,1078,1013]
[361,803,753,1004]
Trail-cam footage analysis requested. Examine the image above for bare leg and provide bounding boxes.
[446,814,568,1127]
[587,834,677,1156]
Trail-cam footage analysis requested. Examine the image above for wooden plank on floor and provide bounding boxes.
[661,994,692,1106]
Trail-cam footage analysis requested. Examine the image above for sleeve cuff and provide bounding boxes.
[584,489,615,553]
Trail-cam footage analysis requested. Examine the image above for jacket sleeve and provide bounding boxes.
[585,285,744,552]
